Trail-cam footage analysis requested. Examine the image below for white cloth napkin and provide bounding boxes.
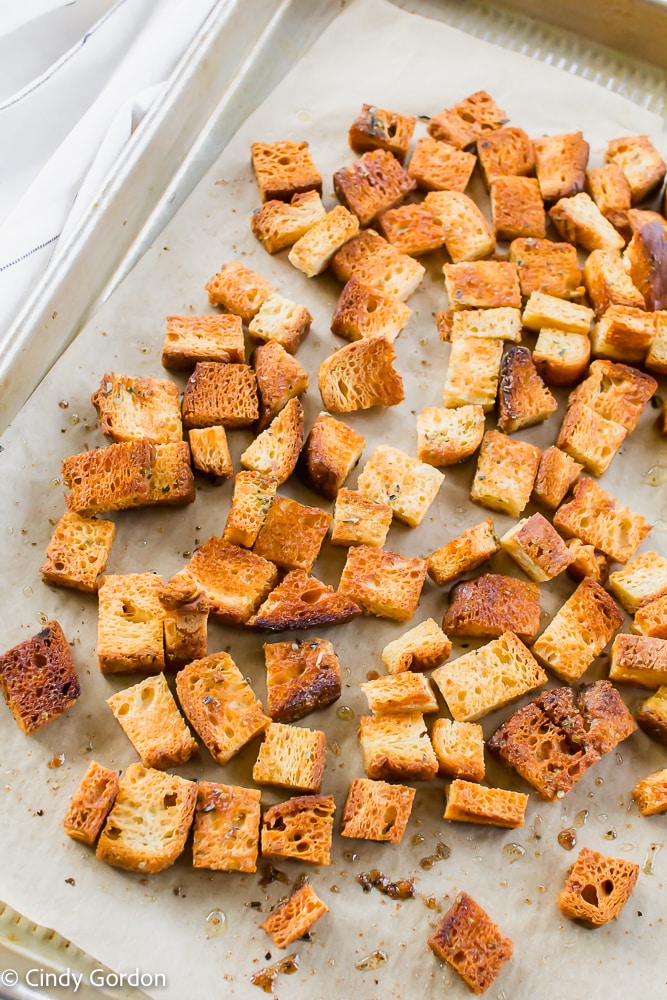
[0,0,218,335]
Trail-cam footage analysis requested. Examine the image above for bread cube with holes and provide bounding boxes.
[248,292,311,355]
[254,340,309,431]
[443,575,541,643]
[182,362,258,428]
[471,430,541,518]
[443,260,521,309]
[608,551,667,614]
[442,338,503,411]
[490,176,545,240]
[318,338,404,413]
[417,405,485,468]
[609,634,667,688]
[444,780,528,828]
[240,396,304,484]
[500,513,573,582]
[251,190,326,254]
[477,126,534,184]
[262,884,329,949]
[407,136,476,192]
[583,250,645,316]
[0,621,80,735]
[97,573,165,674]
[253,496,331,572]
[252,721,326,792]
[333,149,416,225]
[558,847,639,927]
[591,305,656,364]
[348,104,416,162]
[427,90,508,148]
[162,314,245,370]
[251,140,322,201]
[550,192,626,252]
[424,192,495,263]
[632,769,667,816]
[360,672,438,714]
[447,306,522,342]
[340,778,415,842]
[427,520,499,587]
[645,312,667,375]
[377,203,446,256]
[533,131,589,202]
[428,892,513,996]
[636,685,667,744]
[624,208,667,311]
[300,413,365,500]
[206,261,273,322]
[159,578,208,670]
[585,163,631,232]
[288,205,360,277]
[359,711,438,781]
[193,782,261,872]
[188,426,233,480]
[92,373,182,444]
[261,794,335,865]
[568,359,657,432]
[381,618,452,674]
[635,593,667,638]
[330,489,392,548]
[556,401,627,476]
[509,237,583,299]
[107,673,197,769]
[338,546,427,622]
[554,477,651,563]
[63,761,119,845]
[264,638,341,723]
[566,538,609,586]
[248,569,361,631]
[532,446,582,510]
[533,329,591,386]
[356,445,444,527]
[223,471,277,548]
[62,441,155,515]
[522,290,593,335]
[331,229,425,300]
[497,346,557,434]
[331,278,411,343]
[431,719,484,782]
[606,135,666,203]
[147,442,195,507]
[40,512,115,592]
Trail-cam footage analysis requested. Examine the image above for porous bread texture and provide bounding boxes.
[427,90,509,148]
[431,719,485,782]
[558,847,639,926]
[250,140,322,202]
[63,762,119,845]
[427,520,499,587]
[260,794,335,866]
[181,361,258,428]
[554,477,651,563]
[222,471,278,548]
[251,190,326,253]
[40,512,115,592]
[288,205,360,277]
[470,430,541,519]
[162,313,245,370]
[428,891,513,996]
[261,884,329,949]
[340,778,415,842]
[252,495,331,572]
[92,373,182,443]
[356,445,444,526]
[253,340,309,431]
[97,573,165,674]
[608,551,667,614]
[239,396,304,484]
[247,569,361,631]
[107,673,197,769]
[381,618,452,674]
[631,769,667,816]
[300,413,365,500]
[264,638,341,723]
[609,634,667,688]
[444,779,528,828]
[193,782,261,872]
[533,131,589,202]
[360,672,439,714]
[349,104,416,163]
[206,261,274,321]
[443,575,541,643]
[358,711,438,781]
[252,721,326,792]
[338,545,427,622]
[318,338,404,412]
[330,489,393,549]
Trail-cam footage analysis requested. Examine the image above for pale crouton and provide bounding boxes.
[261,885,329,949]
[609,551,667,614]
[477,126,534,184]
[162,314,245,370]
[427,90,508,148]
[533,131,589,202]
[424,191,495,263]
[606,135,666,203]
[318,338,404,412]
[206,261,273,322]
[360,673,438,714]
[583,250,645,316]
[330,229,425,300]
[251,190,326,253]
[558,847,639,926]
[248,292,311,355]
[431,719,485,782]
[160,584,208,671]
[261,794,335,866]
[188,426,233,480]
[248,569,361,631]
[62,441,154,515]
[585,164,631,232]
[251,140,322,201]
[223,471,277,548]
[443,575,541,643]
[497,346,557,433]
[288,205,360,277]
[264,638,341,723]
[500,513,573,582]
[569,358,657,432]
[631,769,667,816]
[253,721,326,792]
[624,208,667,311]
[338,545,427,622]
[522,290,593,334]
[645,311,667,375]
[63,761,119,845]
[509,237,583,299]
[442,337,503,410]
[408,136,476,192]
[358,711,438,781]
[330,488,392,548]
[550,192,626,252]
[490,176,545,240]
[443,260,521,309]
[377,203,446,256]
[253,340,309,431]
[566,538,609,586]
[253,495,331,572]
[193,782,261,872]
[610,634,667,688]
[554,476,651,563]
[92,373,182,444]
[181,362,258,428]
[448,306,522,342]
[428,893,513,996]
[97,573,165,674]
[532,446,583,510]
[300,412,365,500]
[240,396,304,484]
[340,778,415,842]
[356,445,444,527]
[636,685,667,743]
[107,673,197,769]
[0,622,80,734]
[331,278,411,343]
[427,519,499,587]
[444,780,528,828]
[40,512,115,593]
[348,104,416,162]
[417,405,485,467]
[381,618,452,674]
[533,329,591,385]
[333,149,416,225]
[591,304,656,363]
[556,400,627,476]
[470,429,541,518]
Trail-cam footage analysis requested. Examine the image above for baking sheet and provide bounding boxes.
[1,0,666,997]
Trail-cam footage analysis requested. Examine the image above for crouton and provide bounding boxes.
[568,358,657,432]
[330,229,425,300]
[509,237,583,299]
[162,314,245,370]
[427,90,508,148]
[97,573,165,674]
[497,346,557,433]
[443,260,520,310]
[356,445,444,527]
[444,780,528,828]
[381,618,452,674]
[248,293,311,355]
[261,885,329,949]
[360,672,438,714]
[176,652,268,764]
[188,426,233,481]
[427,519,499,587]
[550,192,626,252]
[193,782,261,872]
[222,471,277,548]
[490,176,545,240]
[62,440,154,515]
[330,278,411,343]
[338,545,427,622]
[253,495,331,572]
[533,329,591,385]
[340,778,415,842]
[251,190,326,254]
[477,126,534,184]
[63,761,119,845]
[585,164,631,232]
[407,136,476,192]
[609,552,667,614]
[591,304,656,363]
[645,311,667,374]
[443,575,541,644]
[247,569,361,631]
[636,685,667,743]
[442,337,503,411]
[261,794,335,865]
[533,131,589,202]
[288,205,360,277]
[161,586,208,671]
[609,634,667,688]
[431,719,485,782]
[606,135,666,203]
[428,892,513,996]
[631,769,667,816]
[206,261,274,322]
[532,446,583,510]
[424,192,495,263]
[554,476,651,563]
[250,140,322,201]
[470,429,541,518]
[92,373,182,444]
[264,638,341,723]
[333,149,416,225]
[448,306,522,343]
[565,538,609,586]
[558,847,639,926]
[181,362,258,429]
[330,488,392,548]
[240,396,304,484]
[624,208,667,311]
[500,513,573,582]
[0,621,80,735]
[359,711,438,781]
[40,512,115,593]
[300,412,365,500]
[253,721,326,792]
[522,290,594,334]
[318,338,404,412]
[107,674,197,769]
[348,104,416,162]
[377,203,446,256]
[96,763,196,874]
[556,400,627,476]
[145,442,195,507]
[583,250,645,316]
[417,405,485,467]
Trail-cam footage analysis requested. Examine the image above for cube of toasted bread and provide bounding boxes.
[377,203,446,256]
[556,400,627,476]
[554,477,651,563]
[251,190,326,254]
[568,358,657,432]
[417,405,485,468]
[356,445,444,527]
[490,175,545,240]
[424,192,495,263]
[251,140,322,201]
[264,638,341,723]
[591,304,656,364]
[92,373,182,444]
[248,569,361,631]
[427,90,508,148]
[609,634,667,688]
[0,621,80,734]
[107,673,197,769]
[500,513,573,582]
[162,314,245,370]
[359,711,438,780]
[533,131,589,202]
[206,261,274,322]
[636,685,667,743]
[624,208,667,311]
[253,340,309,431]
[443,337,503,411]
[288,205,360,277]
[262,884,329,949]
[522,290,593,335]
[338,545,427,622]
[631,585,667,634]
[360,672,438,714]
[532,446,583,509]
[585,164,631,232]
[331,229,425,300]
[566,538,609,586]
[428,892,513,995]
[550,192,626,252]
[471,429,541,518]
[253,495,331,572]
[533,329,591,386]
[509,237,583,299]
[431,719,484,782]
[188,426,232,481]
[253,721,326,792]
[583,250,645,316]
[444,779,528,828]
[477,126,534,183]
[248,292,311,355]
[497,345,557,434]
[632,769,667,816]
[330,488,392,548]
[331,278,411,343]
[240,396,304,484]
[443,576,541,643]
[427,519,499,587]
[645,311,667,375]
[609,551,667,614]
[223,471,277,548]
[162,595,208,672]
[193,782,261,872]
[146,442,195,507]
[318,338,404,412]
[382,618,452,674]
[63,761,119,845]
[96,763,196,873]
[300,412,365,500]
[40,512,115,592]
[97,573,165,674]
[448,307,522,343]
[444,260,521,310]
[340,778,415,842]
[261,794,335,865]
[62,440,155,515]
[606,135,666,203]
[408,136,476,192]
[558,847,639,926]
[181,362,258,429]
[348,104,416,162]
[432,631,546,721]
[333,149,416,225]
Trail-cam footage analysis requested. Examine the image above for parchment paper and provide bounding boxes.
[1,1,666,997]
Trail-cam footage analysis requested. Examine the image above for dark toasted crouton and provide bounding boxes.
[261,794,335,866]
[340,778,415,842]
[0,621,80,734]
[428,892,513,995]
[264,638,341,723]
[62,441,154,515]
[443,575,540,643]
[318,338,404,412]
[162,313,244,371]
[247,569,361,631]
[348,104,416,162]
[636,686,667,744]
[509,236,583,299]
[533,131,589,202]
[300,412,365,500]
[497,346,557,433]
[333,149,416,225]
[407,136,476,192]
[624,209,667,310]
[250,140,322,201]
[427,90,508,148]
[182,362,258,428]
[253,341,309,432]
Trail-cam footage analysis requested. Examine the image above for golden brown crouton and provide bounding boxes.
[264,638,341,723]
[247,569,361,631]
[636,685,667,743]
[62,440,155,515]
[533,131,589,202]
[585,163,631,232]
[240,396,304,484]
[251,190,326,254]
[288,205,360,277]
[0,621,80,735]
[340,778,415,842]
[331,278,411,343]
[330,488,392,548]
[253,721,326,792]
[532,446,583,510]
[261,885,329,949]
[448,306,522,342]
[533,329,591,386]
[425,192,495,263]
[631,769,667,816]
[417,405,485,467]
[444,780,528,828]
[509,237,583,299]
[182,362,258,429]
[333,149,416,225]
[522,290,594,334]
[609,551,667,614]
[300,412,365,500]
[40,512,115,592]
[550,192,626,252]
[583,249,645,316]
[338,545,427,622]
[471,429,541,518]
[318,338,404,412]
[427,90,508,148]
[248,292,311,355]
[443,260,520,309]
[359,711,438,781]
[606,135,666,203]
[330,228,425,300]
[253,340,309,432]
[609,634,667,688]
[261,794,335,866]
[443,337,503,411]
[253,495,331,572]
[193,782,261,872]
[568,358,657,432]
[427,519,499,587]
[566,538,609,586]
[381,618,452,674]
[188,426,233,481]
[500,513,573,582]
[558,847,639,926]
[377,203,446,256]
[63,761,119,845]
[428,892,513,995]
[92,373,182,444]
[360,672,438,714]
[107,673,197,769]
[251,140,322,201]
[407,136,476,192]
[206,261,274,322]
[624,208,667,311]
[161,594,208,673]
[146,442,195,507]
[348,104,416,162]
[497,345,557,433]
[556,400,627,476]
[554,476,651,563]
[162,313,245,370]
[477,126,534,184]
[97,573,165,674]
[431,719,485,782]
[356,445,444,527]
[443,575,541,643]
[591,304,656,364]
[645,311,667,375]
[223,470,277,548]
[490,175,545,240]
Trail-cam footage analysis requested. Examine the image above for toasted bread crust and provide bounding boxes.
[182,362,258,429]
[330,228,425,300]
[300,413,365,500]
[251,191,326,254]
[331,278,411,343]
[509,237,583,299]
[428,892,513,996]
[408,136,476,192]
[443,575,541,643]
[63,761,119,845]
[471,430,541,519]
[240,396,304,484]
[609,634,667,688]
[500,513,573,583]
[107,673,197,769]
[261,884,329,949]
[358,711,438,781]
[377,203,446,256]
[318,338,404,412]
[97,573,165,674]
[223,471,277,548]
[265,638,341,723]
[349,104,416,162]
[206,261,274,321]
[533,131,589,202]
[558,847,639,926]
[381,618,452,674]
[338,545,427,622]
[253,341,309,431]
[444,779,528,828]
[431,719,485,782]
[261,794,335,866]
[340,778,415,842]
[92,373,183,444]
[490,175,546,240]
[443,259,520,308]
[62,441,155,515]
[624,209,667,311]
[636,685,667,744]
[427,519,499,587]
[333,149,416,225]
[554,476,651,563]
[330,488,392,548]
[253,495,331,572]
[248,569,361,631]
[497,346,557,434]
[40,512,115,592]
[427,90,508,148]
[252,721,327,792]
[532,446,583,510]
[477,126,534,183]
[356,445,444,527]
[193,782,261,872]
[251,140,322,201]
